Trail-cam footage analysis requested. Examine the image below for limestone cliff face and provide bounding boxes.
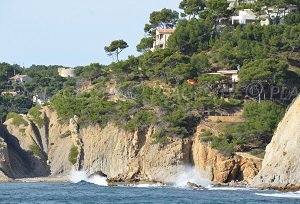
[81,124,192,183]
[0,107,262,184]
[251,95,300,190]
[193,128,261,183]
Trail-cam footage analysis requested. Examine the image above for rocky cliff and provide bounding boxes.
[0,107,261,184]
[251,95,300,191]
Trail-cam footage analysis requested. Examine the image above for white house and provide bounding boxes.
[9,74,32,83]
[260,5,298,25]
[218,70,239,83]
[209,70,239,83]
[151,29,175,51]
[231,9,257,25]
[58,68,76,78]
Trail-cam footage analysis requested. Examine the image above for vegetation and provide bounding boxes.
[28,106,44,128]
[1,0,300,157]
[68,145,79,165]
[29,143,42,158]
[104,40,129,62]
[6,112,28,126]
[0,95,32,123]
[223,101,285,148]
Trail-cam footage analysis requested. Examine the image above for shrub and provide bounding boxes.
[200,130,214,143]
[211,136,234,157]
[7,112,28,126]
[28,106,44,128]
[68,145,79,165]
[29,143,42,158]
[125,111,156,131]
[152,130,168,144]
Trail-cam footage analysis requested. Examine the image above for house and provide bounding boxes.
[260,5,298,25]
[151,28,175,51]
[9,74,32,83]
[1,91,19,96]
[217,70,239,83]
[33,94,49,105]
[58,67,76,78]
[208,70,239,94]
[231,9,257,25]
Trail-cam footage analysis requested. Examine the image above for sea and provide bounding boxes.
[0,171,299,204]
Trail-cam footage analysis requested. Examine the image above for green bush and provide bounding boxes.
[68,145,79,165]
[152,130,168,144]
[211,136,234,157]
[7,112,28,126]
[28,106,44,128]
[200,130,214,143]
[29,143,42,158]
[125,111,156,131]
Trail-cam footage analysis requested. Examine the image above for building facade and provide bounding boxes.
[151,29,175,51]
[231,9,257,25]
[58,68,76,78]
[9,74,32,83]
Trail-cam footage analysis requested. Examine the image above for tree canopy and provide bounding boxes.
[144,8,179,35]
[179,0,206,18]
[104,40,129,62]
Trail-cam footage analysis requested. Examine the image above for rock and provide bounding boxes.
[251,95,300,191]
[1,106,262,185]
[187,182,206,190]
[89,171,107,178]
[192,135,262,183]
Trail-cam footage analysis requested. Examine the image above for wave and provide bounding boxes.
[127,183,165,188]
[208,187,251,191]
[69,170,108,186]
[255,191,300,199]
[174,167,211,188]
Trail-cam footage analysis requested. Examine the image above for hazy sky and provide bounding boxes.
[0,0,181,67]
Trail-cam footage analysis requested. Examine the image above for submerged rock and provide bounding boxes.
[186,182,206,190]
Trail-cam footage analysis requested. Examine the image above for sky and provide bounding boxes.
[0,0,181,67]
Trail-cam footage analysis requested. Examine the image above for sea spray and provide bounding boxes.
[69,169,108,186]
[174,166,211,188]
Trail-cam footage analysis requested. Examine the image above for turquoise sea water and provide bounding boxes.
[0,182,299,204]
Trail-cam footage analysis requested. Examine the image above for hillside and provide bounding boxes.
[0,0,299,186]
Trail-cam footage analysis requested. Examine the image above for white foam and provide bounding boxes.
[256,191,300,199]
[132,183,164,188]
[208,187,251,191]
[174,166,211,188]
[69,169,108,186]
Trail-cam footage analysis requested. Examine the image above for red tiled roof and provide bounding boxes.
[9,74,30,80]
[187,79,199,85]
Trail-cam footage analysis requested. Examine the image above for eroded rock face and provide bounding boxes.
[192,135,261,183]
[251,95,300,190]
[2,115,50,178]
[1,107,262,184]
[81,124,193,183]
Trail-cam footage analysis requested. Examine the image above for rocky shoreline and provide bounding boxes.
[1,175,300,193]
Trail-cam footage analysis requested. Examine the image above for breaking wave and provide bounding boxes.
[208,187,251,191]
[128,183,165,188]
[174,166,211,188]
[255,191,300,199]
[69,169,108,186]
